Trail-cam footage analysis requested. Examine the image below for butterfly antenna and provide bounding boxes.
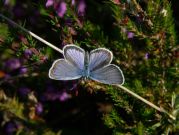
[0,13,63,54]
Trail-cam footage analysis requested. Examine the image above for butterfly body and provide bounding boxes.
[49,44,124,85]
[83,51,90,79]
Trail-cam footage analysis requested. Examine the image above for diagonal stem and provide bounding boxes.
[117,85,176,120]
[0,13,176,120]
[0,13,63,54]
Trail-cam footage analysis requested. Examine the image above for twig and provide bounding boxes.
[117,85,176,120]
[0,13,63,54]
[0,14,176,120]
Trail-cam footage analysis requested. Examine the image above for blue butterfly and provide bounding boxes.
[49,44,124,85]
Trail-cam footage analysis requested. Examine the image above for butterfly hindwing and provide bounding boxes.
[49,59,83,80]
[89,64,125,85]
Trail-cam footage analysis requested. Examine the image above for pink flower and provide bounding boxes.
[145,53,149,59]
[43,86,71,101]
[46,0,67,18]
[71,0,75,6]
[19,67,28,74]
[56,1,67,18]
[5,58,21,71]
[78,0,86,16]
[18,87,31,97]
[4,0,10,5]
[59,91,70,101]
[127,32,134,39]
[46,0,54,7]
[35,103,43,115]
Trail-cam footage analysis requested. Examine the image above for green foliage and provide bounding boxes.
[100,0,179,134]
[0,0,178,134]
[0,23,9,39]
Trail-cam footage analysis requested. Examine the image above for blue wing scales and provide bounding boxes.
[89,48,113,72]
[63,44,85,70]
[89,64,124,85]
[49,59,82,80]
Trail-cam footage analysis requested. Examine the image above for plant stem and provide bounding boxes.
[117,85,176,120]
[0,13,63,54]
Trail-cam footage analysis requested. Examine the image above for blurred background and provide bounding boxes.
[0,0,179,135]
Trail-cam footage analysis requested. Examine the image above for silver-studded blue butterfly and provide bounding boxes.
[49,44,124,85]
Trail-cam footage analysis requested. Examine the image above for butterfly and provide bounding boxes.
[49,44,124,85]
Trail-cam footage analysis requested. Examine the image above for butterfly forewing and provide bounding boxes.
[89,48,113,72]
[63,44,85,70]
[89,64,124,85]
[49,59,82,80]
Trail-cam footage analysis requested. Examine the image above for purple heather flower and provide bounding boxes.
[43,86,70,101]
[145,53,149,59]
[5,122,17,134]
[127,32,134,39]
[45,0,54,8]
[78,0,86,16]
[59,91,70,101]
[18,87,31,97]
[42,86,58,101]
[45,0,54,7]
[35,103,43,115]
[5,58,21,71]
[46,0,67,18]
[19,67,28,74]
[4,0,10,5]
[71,0,75,5]
[24,49,33,58]
[46,0,54,7]
[56,1,67,18]
[4,74,11,80]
